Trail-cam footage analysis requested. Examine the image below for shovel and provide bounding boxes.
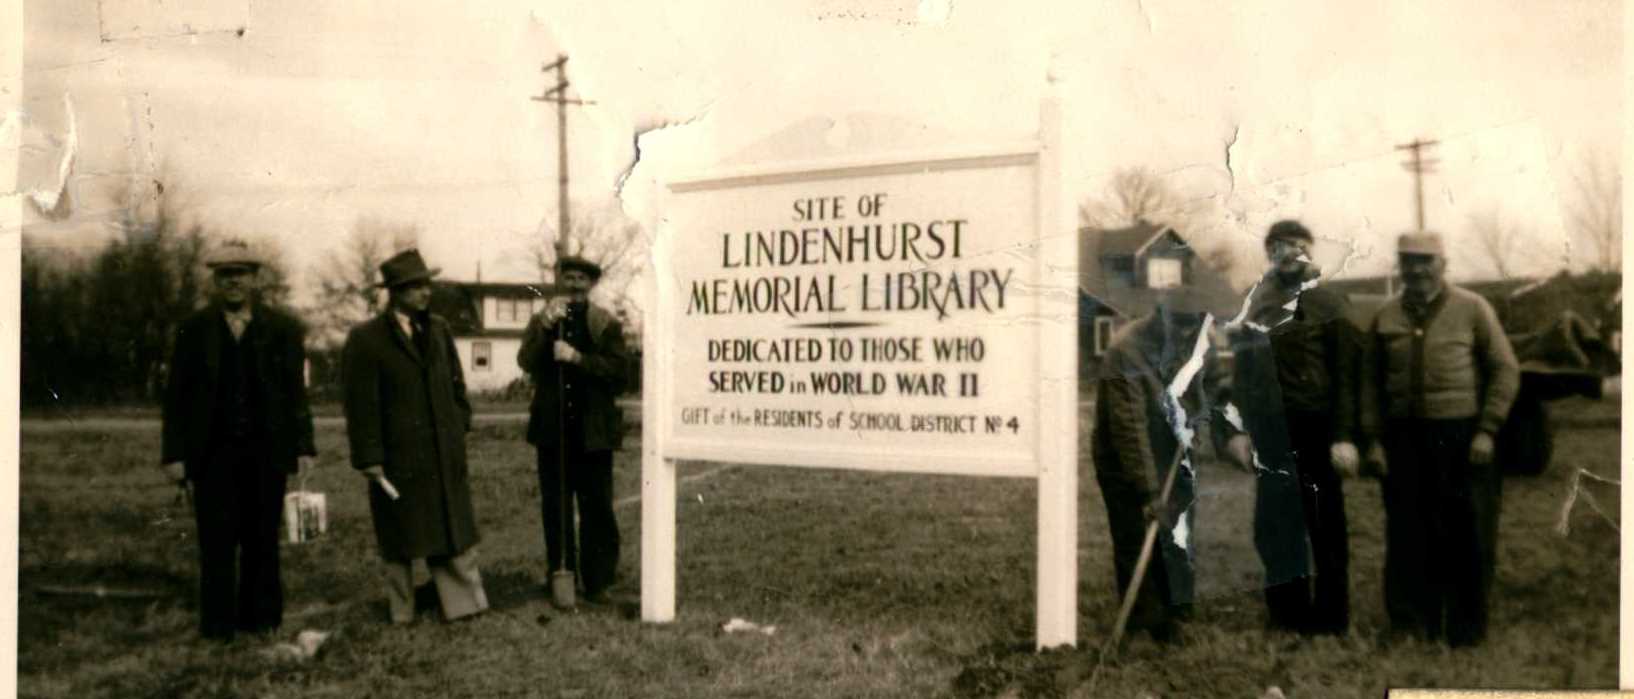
[1086,444,1189,694]
[551,311,577,611]
[1109,442,1188,647]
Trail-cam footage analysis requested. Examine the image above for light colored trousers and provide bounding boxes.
[384,549,489,623]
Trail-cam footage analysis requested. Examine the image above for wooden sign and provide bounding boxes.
[643,99,1078,648]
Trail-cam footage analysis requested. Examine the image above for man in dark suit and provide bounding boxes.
[1224,220,1360,636]
[518,255,629,605]
[160,239,316,641]
[342,249,488,623]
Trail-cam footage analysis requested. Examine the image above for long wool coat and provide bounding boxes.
[342,312,479,561]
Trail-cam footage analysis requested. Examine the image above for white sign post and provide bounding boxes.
[642,100,1078,649]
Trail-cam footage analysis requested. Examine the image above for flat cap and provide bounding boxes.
[1397,231,1445,257]
[1265,220,1314,245]
[204,240,263,270]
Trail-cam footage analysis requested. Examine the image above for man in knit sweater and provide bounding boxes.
[1361,231,1519,647]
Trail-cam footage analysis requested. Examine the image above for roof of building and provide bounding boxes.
[1093,220,1176,258]
[445,280,559,298]
[1077,221,1240,318]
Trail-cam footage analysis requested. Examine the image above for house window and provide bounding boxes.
[495,298,526,323]
[1147,258,1182,289]
[1093,316,1116,356]
[472,341,492,372]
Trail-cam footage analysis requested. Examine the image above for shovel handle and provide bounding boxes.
[1108,444,1187,647]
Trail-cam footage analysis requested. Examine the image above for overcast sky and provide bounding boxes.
[18,0,1623,304]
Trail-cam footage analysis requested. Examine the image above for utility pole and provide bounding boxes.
[532,54,596,264]
[1396,138,1440,231]
[1392,138,1439,297]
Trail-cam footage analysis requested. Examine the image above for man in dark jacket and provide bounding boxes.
[1225,220,1360,635]
[518,254,628,604]
[1092,288,1220,643]
[343,249,488,623]
[161,240,316,641]
[1362,231,1519,647]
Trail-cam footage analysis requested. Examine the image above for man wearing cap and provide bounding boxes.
[160,240,316,641]
[342,249,489,623]
[1361,231,1519,647]
[518,254,629,605]
[1224,220,1360,635]
[1091,288,1221,643]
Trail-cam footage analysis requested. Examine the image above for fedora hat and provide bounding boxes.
[204,239,263,270]
[556,254,602,281]
[377,248,441,289]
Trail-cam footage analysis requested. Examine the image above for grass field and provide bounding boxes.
[16,396,1620,698]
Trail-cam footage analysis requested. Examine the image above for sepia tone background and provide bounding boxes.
[4,1,1626,697]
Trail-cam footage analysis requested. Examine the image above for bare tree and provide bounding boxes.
[522,199,648,310]
[1568,152,1621,272]
[1467,209,1519,280]
[1079,167,1202,231]
[307,218,422,347]
[1081,166,1247,285]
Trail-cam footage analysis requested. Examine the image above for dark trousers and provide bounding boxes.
[1260,411,1351,634]
[1382,417,1501,646]
[191,448,288,640]
[1095,458,1195,641]
[536,445,619,595]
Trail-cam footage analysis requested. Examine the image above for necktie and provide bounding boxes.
[412,318,430,356]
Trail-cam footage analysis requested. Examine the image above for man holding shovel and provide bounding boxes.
[519,254,629,608]
[1091,287,1220,644]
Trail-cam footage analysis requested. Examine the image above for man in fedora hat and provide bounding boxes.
[342,248,489,623]
[1223,219,1361,636]
[518,253,629,605]
[1361,231,1519,646]
[160,239,316,640]
[1091,286,1222,643]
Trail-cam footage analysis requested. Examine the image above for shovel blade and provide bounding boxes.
[551,570,577,610]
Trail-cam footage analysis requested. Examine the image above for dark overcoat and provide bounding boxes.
[517,302,628,450]
[342,312,479,560]
[161,303,316,477]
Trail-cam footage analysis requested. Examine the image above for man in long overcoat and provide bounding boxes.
[343,249,488,623]
[161,240,316,641]
[518,254,628,603]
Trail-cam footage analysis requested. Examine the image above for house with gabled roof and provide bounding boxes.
[1077,219,1241,364]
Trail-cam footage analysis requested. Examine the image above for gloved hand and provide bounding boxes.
[1330,441,1360,478]
[1469,431,1496,466]
[1225,434,1255,472]
[553,340,580,363]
